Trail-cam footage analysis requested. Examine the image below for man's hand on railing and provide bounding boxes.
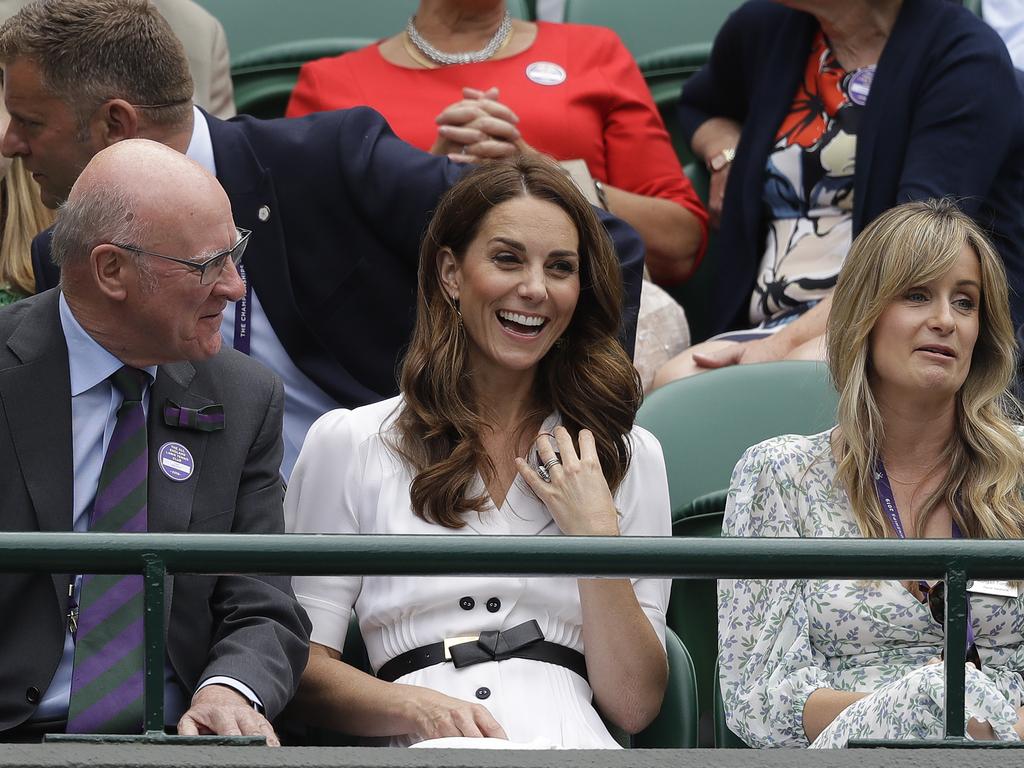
[177,684,280,746]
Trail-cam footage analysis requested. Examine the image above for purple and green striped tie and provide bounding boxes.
[66,366,149,734]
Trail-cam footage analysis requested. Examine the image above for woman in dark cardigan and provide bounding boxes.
[653,0,1024,388]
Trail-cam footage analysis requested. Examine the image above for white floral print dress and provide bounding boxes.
[719,431,1024,748]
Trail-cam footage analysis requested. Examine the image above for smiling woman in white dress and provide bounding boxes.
[720,199,1024,748]
[284,155,671,748]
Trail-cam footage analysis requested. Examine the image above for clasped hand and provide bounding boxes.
[431,87,533,161]
[515,426,619,536]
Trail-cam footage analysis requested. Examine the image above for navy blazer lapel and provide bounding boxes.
[206,113,297,336]
[0,291,73,533]
[205,113,328,373]
[147,360,209,535]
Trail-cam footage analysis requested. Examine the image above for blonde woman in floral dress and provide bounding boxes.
[720,199,1024,747]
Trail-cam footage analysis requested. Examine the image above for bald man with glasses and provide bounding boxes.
[0,139,310,741]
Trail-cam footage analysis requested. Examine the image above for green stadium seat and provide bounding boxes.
[962,0,983,16]
[231,37,371,119]
[636,360,838,521]
[638,43,711,167]
[668,503,725,746]
[631,627,700,748]
[563,0,743,60]
[638,362,836,742]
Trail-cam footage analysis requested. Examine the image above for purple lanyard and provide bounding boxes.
[233,263,251,356]
[873,458,975,649]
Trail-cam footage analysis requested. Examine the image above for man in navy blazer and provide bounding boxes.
[1,0,644,479]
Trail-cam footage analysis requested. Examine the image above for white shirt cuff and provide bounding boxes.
[196,676,264,713]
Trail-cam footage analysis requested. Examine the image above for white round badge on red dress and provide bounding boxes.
[525,61,566,86]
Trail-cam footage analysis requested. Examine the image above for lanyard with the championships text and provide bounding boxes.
[233,264,251,356]
[873,458,975,651]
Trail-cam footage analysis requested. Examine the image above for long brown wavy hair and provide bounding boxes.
[391,155,642,528]
[827,199,1024,539]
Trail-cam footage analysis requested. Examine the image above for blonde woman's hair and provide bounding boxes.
[827,198,1024,540]
[0,158,53,296]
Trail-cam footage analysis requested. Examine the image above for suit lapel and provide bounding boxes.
[0,291,74,533]
[0,292,74,608]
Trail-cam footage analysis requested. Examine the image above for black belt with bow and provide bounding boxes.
[375,620,588,683]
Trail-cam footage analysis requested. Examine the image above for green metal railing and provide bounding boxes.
[4,533,1023,746]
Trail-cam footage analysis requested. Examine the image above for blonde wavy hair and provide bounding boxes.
[0,157,53,296]
[827,199,1024,539]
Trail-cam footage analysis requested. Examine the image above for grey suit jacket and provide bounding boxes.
[0,0,236,118]
[0,290,309,732]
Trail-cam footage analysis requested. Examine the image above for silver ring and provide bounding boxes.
[543,456,561,471]
[537,465,551,483]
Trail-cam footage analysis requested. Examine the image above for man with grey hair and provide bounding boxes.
[2,0,644,480]
[0,139,310,740]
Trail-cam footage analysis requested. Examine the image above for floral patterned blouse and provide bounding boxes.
[751,31,870,325]
[720,431,1024,747]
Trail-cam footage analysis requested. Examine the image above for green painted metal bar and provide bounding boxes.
[143,557,166,735]
[0,534,1022,578]
[943,569,968,740]
[12,533,1024,746]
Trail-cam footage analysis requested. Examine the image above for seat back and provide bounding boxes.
[638,45,711,167]
[668,503,724,744]
[199,0,530,61]
[636,361,838,521]
[630,627,699,748]
[563,0,743,60]
[231,37,371,119]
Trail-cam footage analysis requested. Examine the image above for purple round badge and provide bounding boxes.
[846,66,875,106]
[158,441,194,482]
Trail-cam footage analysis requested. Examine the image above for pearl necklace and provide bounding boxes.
[405,10,512,66]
